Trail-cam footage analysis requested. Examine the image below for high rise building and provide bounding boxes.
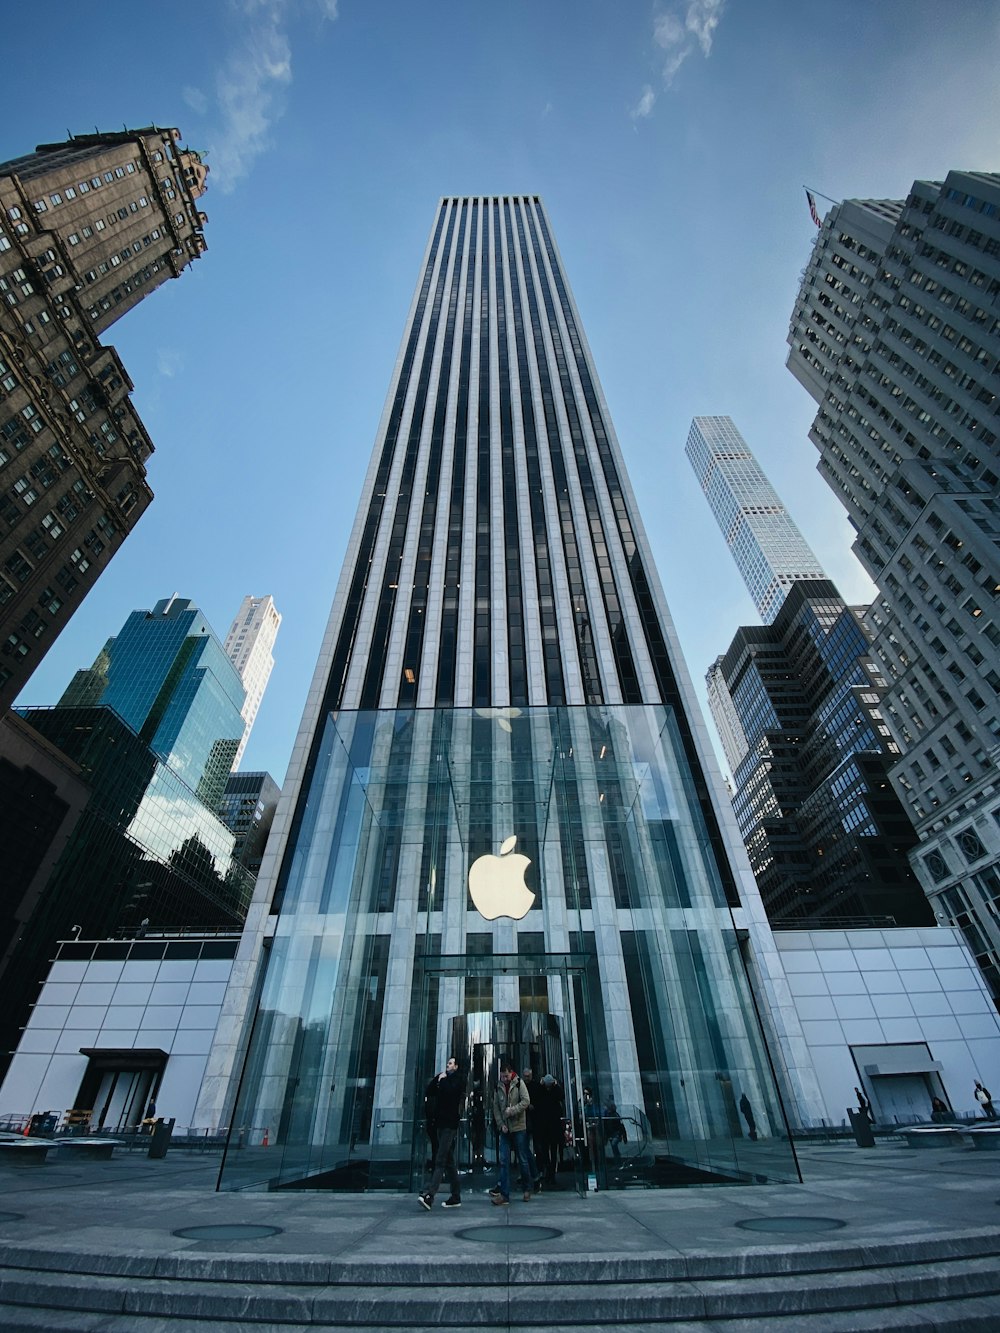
[710,579,931,926]
[787,171,1000,997]
[59,594,245,807]
[705,654,750,775]
[218,770,281,878]
[223,595,281,770]
[689,419,929,927]
[0,702,253,1076]
[207,196,810,1194]
[686,416,826,623]
[0,593,251,1071]
[0,127,207,708]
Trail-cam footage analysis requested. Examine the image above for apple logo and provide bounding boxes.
[468,835,535,920]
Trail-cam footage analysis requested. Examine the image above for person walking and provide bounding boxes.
[521,1067,542,1191]
[422,1073,440,1170]
[975,1080,996,1119]
[490,1059,534,1205]
[738,1093,758,1141]
[419,1056,465,1211]
[534,1073,565,1187]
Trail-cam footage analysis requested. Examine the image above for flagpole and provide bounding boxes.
[803,185,840,206]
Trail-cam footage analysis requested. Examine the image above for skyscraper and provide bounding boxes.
[223,595,281,770]
[689,419,928,927]
[787,171,1000,996]
[686,416,826,622]
[209,196,806,1193]
[0,592,251,1072]
[0,127,207,708]
[59,594,245,807]
[709,579,931,926]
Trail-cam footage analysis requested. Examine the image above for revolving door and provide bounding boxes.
[384,951,592,1196]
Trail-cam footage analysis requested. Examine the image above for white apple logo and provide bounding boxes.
[468,835,535,920]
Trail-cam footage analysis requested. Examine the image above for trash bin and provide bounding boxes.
[847,1107,876,1148]
[148,1117,175,1159]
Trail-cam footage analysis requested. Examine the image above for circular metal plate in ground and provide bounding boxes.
[0,1212,24,1223]
[736,1216,846,1234]
[456,1223,563,1243]
[172,1224,284,1241]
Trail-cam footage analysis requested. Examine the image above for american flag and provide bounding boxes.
[805,189,822,229]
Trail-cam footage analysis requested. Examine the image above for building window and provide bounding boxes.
[957,827,987,864]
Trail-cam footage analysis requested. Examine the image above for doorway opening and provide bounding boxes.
[75,1047,165,1131]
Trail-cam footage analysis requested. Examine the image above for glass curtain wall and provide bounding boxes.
[219,704,798,1191]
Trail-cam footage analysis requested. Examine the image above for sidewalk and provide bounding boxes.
[0,1136,997,1258]
[0,1138,998,1328]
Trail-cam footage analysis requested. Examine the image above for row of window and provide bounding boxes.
[14,160,141,218]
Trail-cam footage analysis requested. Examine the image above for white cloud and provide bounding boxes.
[182,85,209,115]
[647,0,726,93]
[200,0,338,194]
[685,0,725,56]
[631,86,656,120]
[157,348,184,379]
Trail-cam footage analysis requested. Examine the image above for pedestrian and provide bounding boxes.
[603,1098,628,1160]
[854,1087,874,1124]
[422,1072,440,1169]
[533,1073,565,1186]
[490,1059,534,1205]
[521,1067,541,1191]
[582,1086,602,1172]
[930,1095,949,1123]
[974,1080,996,1119]
[419,1056,465,1211]
[738,1092,758,1141]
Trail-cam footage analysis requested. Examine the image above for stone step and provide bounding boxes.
[3,1297,1000,1332]
[2,1227,1000,1286]
[0,1252,999,1326]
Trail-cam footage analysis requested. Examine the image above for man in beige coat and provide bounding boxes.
[490,1059,534,1205]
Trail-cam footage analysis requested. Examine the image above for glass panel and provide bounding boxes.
[219,706,799,1191]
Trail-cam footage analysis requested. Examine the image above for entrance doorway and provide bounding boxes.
[75,1047,165,1131]
[401,952,592,1196]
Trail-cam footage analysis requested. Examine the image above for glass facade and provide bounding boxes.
[59,594,245,808]
[211,197,800,1191]
[219,705,798,1193]
[0,705,254,1073]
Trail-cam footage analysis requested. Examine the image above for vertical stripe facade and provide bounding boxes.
[210,197,806,1187]
[328,196,662,715]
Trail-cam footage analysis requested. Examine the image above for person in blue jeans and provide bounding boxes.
[490,1059,534,1205]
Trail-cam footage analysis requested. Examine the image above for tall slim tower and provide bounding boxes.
[686,415,826,622]
[0,127,207,708]
[210,197,809,1192]
[223,595,281,770]
[787,171,1000,997]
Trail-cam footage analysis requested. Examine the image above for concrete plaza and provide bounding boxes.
[0,1135,999,1329]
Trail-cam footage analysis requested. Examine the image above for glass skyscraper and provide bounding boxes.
[686,416,826,623]
[216,198,800,1193]
[61,594,245,807]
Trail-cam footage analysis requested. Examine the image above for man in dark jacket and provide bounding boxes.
[419,1057,465,1210]
[533,1073,565,1186]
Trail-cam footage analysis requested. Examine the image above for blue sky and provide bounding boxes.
[6,1,1000,783]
